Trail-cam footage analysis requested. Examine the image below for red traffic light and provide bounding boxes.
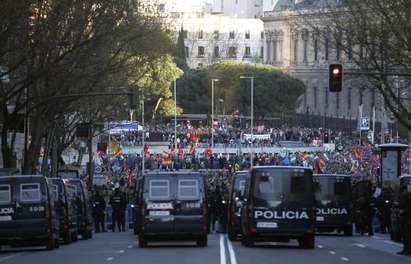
[329,64,343,92]
[332,68,340,76]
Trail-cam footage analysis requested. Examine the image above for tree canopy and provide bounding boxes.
[177,61,305,118]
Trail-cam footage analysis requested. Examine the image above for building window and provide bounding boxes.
[213,30,219,40]
[229,31,235,39]
[371,89,376,108]
[183,30,188,39]
[198,30,203,39]
[214,46,220,58]
[314,39,318,61]
[158,4,165,12]
[303,39,308,63]
[228,47,237,58]
[293,38,298,63]
[244,46,251,57]
[245,31,250,39]
[325,88,329,107]
[336,92,340,109]
[184,46,189,58]
[348,87,352,110]
[313,87,318,108]
[261,31,264,39]
[260,46,264,58]
[235,0,239,4]
[347,38,353,61]
[359,89,363,105]
[336,41,341,61]
[325,37,329,61]
[198,46,205,57]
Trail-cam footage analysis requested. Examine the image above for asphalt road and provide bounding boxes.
[0,232,409,264]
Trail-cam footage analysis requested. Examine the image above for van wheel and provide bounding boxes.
[82,230,92,240]
[228,227,237,241]
[46,236,56,250]
[139,236,147,248]
[298,235,315,249]
[197,235,208,247]
[344,225,353,237]
[241,235,253,247]
[64,232,72,244]
[55,239,60,249]
[71,232,78,242]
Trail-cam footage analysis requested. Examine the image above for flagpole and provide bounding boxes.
[359,104,363,145]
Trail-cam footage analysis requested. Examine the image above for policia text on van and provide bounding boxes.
[0,175,60,249]
[241,166,316,248]
[135,171,208,247]
[313,174,353,236]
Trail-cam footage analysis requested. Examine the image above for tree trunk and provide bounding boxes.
[23,116,44,175]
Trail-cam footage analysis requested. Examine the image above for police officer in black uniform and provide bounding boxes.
[398,184,411,255]
[93,191,107,232]
[110,188,127,232]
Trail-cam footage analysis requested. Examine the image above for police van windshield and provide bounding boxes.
[314,177,350,201]
[0,185,11,204]
[148,179,171,200]
[234,177,246,196]
[177,178,200,200]
[252,169,313,202]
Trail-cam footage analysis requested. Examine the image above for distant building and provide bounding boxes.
[261,0,388,123]
[171,14,264,68]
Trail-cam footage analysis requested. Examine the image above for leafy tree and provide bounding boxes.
[0,0,178,172]
[177,61,305,118]
[174,26,189,71]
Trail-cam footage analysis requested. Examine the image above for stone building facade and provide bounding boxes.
[261,1,387,123]
[172,14,264,68]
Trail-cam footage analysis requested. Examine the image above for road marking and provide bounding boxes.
[220,235,227,264]
[106,257,114,261]
[226,235,238,264]
[341,257,350,262]
[317,245,324,249]
[352,243,366,248]
[383,240,402,247]
[329,251,336,255]
[0,254,20,263]
[127,245,133,249]
[372,236,382,240]
[119,250,125,254]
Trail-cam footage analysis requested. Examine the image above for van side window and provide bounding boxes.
[52,184,58,199]
[177,179,199,200]
[20,183,41,202]
[0,185,11,204]
[149,180,170,200]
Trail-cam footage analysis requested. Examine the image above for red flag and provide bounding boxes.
[144,142,149,157]
[354,146,362,160]
[178,147,184,157]
[204,146,212,158]
[313,160,322,174]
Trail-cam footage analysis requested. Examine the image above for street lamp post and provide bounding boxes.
[141,86,145,178]
[240,76,254,168]
[211,79,219,149]
[174,78,178,151]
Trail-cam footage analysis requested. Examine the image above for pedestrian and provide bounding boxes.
[398,184,411,255]
[93,190,106,232]
[110,187,127,232]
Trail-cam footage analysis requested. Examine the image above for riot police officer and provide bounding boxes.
[398,184,411,255]
[377,186,393,234]
[93,191,106,232]
[110,188,127,232]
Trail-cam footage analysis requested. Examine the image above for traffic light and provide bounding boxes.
[128,86,137,110]
[329,64,343,92]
